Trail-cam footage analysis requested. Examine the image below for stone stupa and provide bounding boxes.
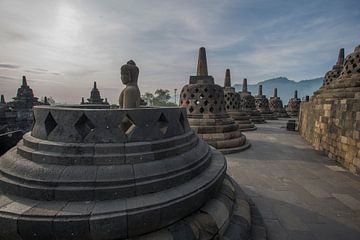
[239,78,266,123]
[81,81,109,106]
[286,90,301,117]
[0,60,265,239]
[223,69,256,131]
[11,76,40,109]
[269,88,289,118]
[322,48,345,87]
[254,85,277,120]
[299,45,360,173]
[179,47,250,154]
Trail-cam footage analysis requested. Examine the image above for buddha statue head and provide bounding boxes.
[121,60,139,85]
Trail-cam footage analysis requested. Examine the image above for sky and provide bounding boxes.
[0,0,359,104]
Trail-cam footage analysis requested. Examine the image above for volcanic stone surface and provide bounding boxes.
[286,90,301,117]
[0,104,229,239]
[269,88,289,118]
[179,47,250,154]
[254,85,277,120]
[299,45,360,174]
[223,69,256,131]
[239,78,266,124]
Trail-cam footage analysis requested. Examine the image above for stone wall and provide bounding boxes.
[299,46,360,174]
[299,95,360,173]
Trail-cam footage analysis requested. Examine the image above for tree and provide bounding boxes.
[40,96,55,105]
[153,89,176,106]
[142,92,154,106]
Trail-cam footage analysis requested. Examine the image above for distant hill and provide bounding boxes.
[233,77,323,103]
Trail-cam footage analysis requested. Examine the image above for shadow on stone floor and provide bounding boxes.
[243,188,360,240]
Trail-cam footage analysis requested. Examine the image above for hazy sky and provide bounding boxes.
[0,0,359,104]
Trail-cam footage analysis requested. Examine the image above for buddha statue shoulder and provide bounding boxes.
[119,60,141,108]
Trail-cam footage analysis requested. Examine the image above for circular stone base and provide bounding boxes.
[217,140,251,155]
[135,175,267,240]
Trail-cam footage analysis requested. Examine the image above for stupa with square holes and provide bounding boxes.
[286,90,301,117]
[239,78,265,124]
[179,47,251,154]
[254,85,278,120]
[269,88,289,118]
[223,69,256,131]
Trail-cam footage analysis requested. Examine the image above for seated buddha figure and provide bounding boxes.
[119,60,141,108]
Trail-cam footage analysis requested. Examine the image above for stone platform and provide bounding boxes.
[0,104,262,239]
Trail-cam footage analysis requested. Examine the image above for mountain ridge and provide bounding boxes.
[233,77,323,103]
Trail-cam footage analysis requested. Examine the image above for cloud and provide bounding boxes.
[0,0,359,103]
[0,64,19,69]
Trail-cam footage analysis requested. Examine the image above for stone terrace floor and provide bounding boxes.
[226,119,360,240]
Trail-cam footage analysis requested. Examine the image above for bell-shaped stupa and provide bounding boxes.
[223,69,256,131]
[239,78,266,123]
[299,45,360,173]
[323,48,345,86]
[82,81,109,105]
[179,47,250,153]
[254,85,277,120]
[269,88,289,118]
[286,90,301,117]
[0,60,263,239]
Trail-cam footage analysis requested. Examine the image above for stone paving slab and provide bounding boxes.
[226,119,360,240]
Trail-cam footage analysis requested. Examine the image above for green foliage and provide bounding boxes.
[141,89,177,107]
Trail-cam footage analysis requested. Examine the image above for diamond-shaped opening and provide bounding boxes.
[204,88,208,92]
[179,112,185,131]
[186,100,190,104]
[214,100,217,105]
[200,94,204,99]
[200,107,204,113]
[204,100,209,106]
[44,112,57,136]
[189,106,194,113]
[190,94,195,98]
[209,107,214,113]
[75,114,95,139]
[195,88,199,93]
[158,113,169,135]
[119,114,136,136]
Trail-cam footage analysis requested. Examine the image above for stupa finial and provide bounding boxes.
[258,85,263,96]
[197,47,208,76]
[1,94,5,104]
[294,90,298,99]
[81,97,85,104]
[336,48,345,66]
[242,78,248,92]
[93,81,97,89]
[273,88,278,97]
[22,76,27,86]
[224,69,231,87]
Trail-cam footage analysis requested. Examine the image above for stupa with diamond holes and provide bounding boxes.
[81,81,109,105]
[286,90,301,117]
[254,85,277,120]
[223,69,256,131]
[299,45,360,174]
[269,88,289,118]
[0,60,261,239]
[322,48,345,87]
[239,78,266,123]
[179,47,251,154]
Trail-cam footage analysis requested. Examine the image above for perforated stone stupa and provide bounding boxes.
[239,78,265,124]
[323,48,345,86]
[254,85,277,120]
[179,47,250,154]
[81,81,109,105]
[269,88,289,118]
[286,90,301,117]
[223,69,256,131]
[299,45,360,174]
[0,61,263,239]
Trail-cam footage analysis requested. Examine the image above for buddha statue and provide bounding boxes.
[119,60,141,108]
